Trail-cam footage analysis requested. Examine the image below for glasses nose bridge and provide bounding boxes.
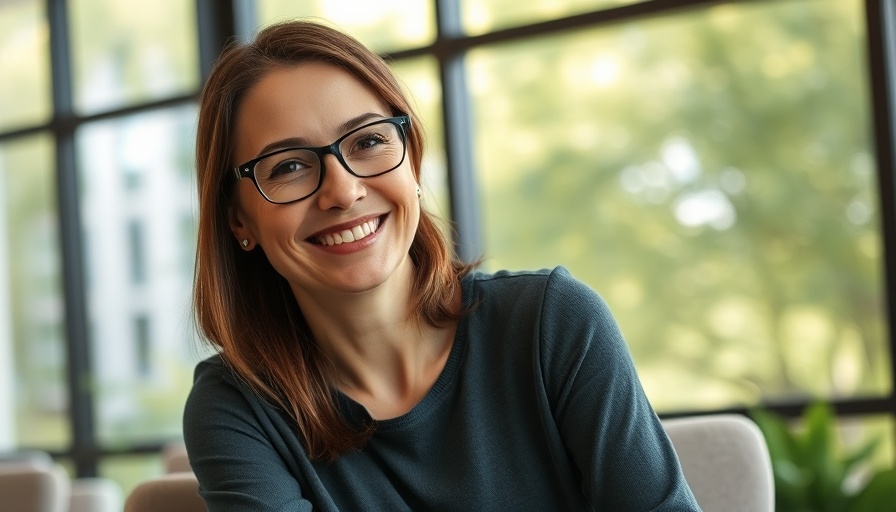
[316,141,353,176]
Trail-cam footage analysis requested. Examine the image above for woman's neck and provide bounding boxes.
[290,257,457,419]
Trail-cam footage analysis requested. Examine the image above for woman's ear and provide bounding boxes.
[228,202,256,251]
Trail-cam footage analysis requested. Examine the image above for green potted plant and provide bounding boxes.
[750,402,896,512]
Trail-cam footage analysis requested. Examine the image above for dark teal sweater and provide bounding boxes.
[184,267,700,511]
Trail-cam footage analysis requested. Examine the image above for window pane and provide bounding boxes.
[76,105,209,444]
[468,0,890,411]
[391,57,452,230]
[69,0,199,114]
[0,0,50,131]
[0,134,68,450]
[462,0,639,35]
[256,0,434,53]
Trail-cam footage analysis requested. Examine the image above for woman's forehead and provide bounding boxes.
[232,63,391,161]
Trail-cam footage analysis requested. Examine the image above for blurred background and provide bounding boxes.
[0,0,894,498]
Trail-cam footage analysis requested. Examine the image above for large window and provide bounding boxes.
[470,0,888,410]
[0,0,893,496]
[0,0,204,493]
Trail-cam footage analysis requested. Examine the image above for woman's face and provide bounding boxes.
[229,62,420,300]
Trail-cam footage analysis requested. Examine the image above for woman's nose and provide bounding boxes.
[314,153,366,210]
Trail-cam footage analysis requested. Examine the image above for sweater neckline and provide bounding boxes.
[337,272,476,431]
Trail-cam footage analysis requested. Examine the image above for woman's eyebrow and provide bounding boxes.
[253,112,389,158]
[255,137,309,158]
[334,111,387,136]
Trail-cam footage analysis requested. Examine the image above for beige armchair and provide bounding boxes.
[0,452,122,512]
[162,441,192,474]
[0,460,69,512]
[124,472,206,512]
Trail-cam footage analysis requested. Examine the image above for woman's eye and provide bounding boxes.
[352,134,387,151]
[270,160,309,177]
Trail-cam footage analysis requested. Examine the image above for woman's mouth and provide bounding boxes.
[313,216,383,246]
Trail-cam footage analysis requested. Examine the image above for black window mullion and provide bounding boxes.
[866,0,896,452]
[197,0,254,83]
[434,0,482,262]
[47,0,97,477]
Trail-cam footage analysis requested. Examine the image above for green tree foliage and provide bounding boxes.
[469,0,888,411]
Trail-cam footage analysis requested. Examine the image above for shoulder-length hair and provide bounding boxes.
[193,19,472,462]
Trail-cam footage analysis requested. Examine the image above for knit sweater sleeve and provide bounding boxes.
[537,268,700,511]
[183,357,315,512]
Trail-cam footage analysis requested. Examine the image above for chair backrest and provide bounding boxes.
[162,441,192,474]
[0,460,70,512]
[70,477,124,512]
[124,472,207,512]
[0,450,54,466]
[662,414,774,512]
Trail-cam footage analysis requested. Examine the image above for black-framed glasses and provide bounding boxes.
[232,115,411,204]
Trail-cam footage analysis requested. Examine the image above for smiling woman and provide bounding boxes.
[184,19,699,512]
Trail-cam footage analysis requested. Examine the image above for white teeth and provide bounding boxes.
[316,218,380,246]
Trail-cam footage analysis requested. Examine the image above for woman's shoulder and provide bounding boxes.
[464,266,600,306]
[464,265,567,290]
[463,266,618,339]
[192,353,228,383]
[184,352,280,438]
[186,353,257,409]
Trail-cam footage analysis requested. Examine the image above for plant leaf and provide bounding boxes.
[750,408,810,509]
[841,438,880,475]
[802,402,848,508]
[848,468,896,512]
[750,408,798,468]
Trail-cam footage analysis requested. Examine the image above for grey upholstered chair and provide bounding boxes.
[662,414,775,512]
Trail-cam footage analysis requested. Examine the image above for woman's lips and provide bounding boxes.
[309,214,385,246]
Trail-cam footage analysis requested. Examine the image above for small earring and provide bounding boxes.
[415,185,422,199]
[241,239,249,248]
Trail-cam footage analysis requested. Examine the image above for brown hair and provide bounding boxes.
[193,20,472,462]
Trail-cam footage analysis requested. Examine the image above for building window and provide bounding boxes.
[135,315,150,377]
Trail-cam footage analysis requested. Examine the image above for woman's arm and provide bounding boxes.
[183,358,315,512]
[538,268,700,511]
